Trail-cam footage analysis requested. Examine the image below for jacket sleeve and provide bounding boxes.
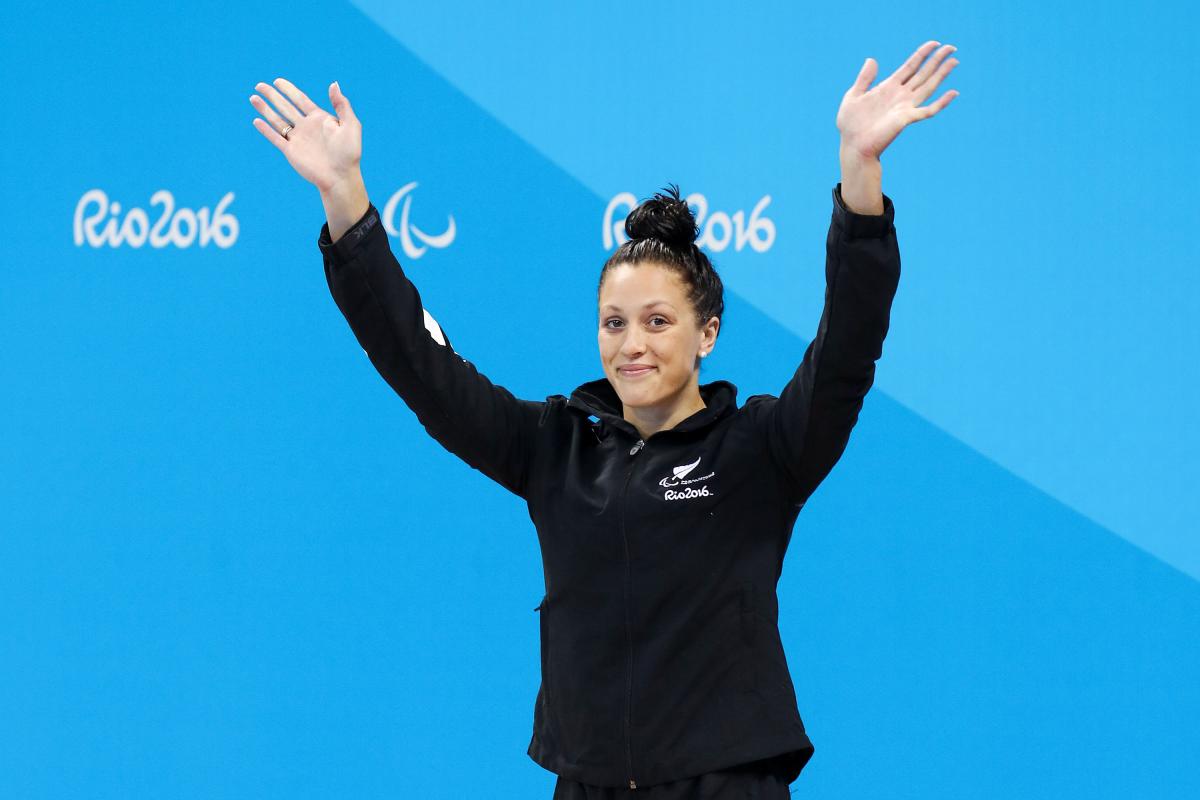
[318,202,544,500]
[760,183,901,507]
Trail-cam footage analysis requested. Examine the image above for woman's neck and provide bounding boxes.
[623,387,707,441]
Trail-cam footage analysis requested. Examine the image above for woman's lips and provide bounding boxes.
[619,366,655,378]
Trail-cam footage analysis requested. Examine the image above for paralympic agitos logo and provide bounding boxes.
[379,181,456,260]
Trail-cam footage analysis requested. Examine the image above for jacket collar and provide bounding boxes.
[566,377,739,439]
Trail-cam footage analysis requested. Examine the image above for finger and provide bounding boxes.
[251,116,288,151]
[329,81,358,126]
[272,77,321,115]
[910,89,959,122]
[847,57,878,96]
[907,44,957,91]
[933,90,960,114]
[255,79,305,124]
[249,93,293,136]
[888,40,941,85]
[910,56,958,106]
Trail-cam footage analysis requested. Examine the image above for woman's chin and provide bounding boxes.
[615,387,659,408]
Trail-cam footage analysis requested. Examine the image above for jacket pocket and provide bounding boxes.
[738,580,758,693]
[533,595,560,742]
[535,595,550,685]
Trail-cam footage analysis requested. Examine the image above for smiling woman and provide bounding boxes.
[597,192,724,440]
[251,37,957,799]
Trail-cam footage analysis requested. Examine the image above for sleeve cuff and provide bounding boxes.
[317,202,382,263]
[832,183,895,238]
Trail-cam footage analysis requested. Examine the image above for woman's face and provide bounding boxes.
[598,261,718,412]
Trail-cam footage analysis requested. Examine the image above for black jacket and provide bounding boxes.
[318,183,900,790]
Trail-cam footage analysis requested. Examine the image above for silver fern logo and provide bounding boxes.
[659,456,716,489]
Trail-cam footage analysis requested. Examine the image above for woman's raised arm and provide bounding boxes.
[251,79,544,499]
[756,40,958,505]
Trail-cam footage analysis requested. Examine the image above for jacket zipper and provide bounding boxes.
[620,436,645,789]
[619,438,648,786]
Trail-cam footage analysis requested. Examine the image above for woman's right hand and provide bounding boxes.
[250,78,362,193]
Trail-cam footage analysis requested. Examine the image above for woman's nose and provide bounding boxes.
[621,331,646,356]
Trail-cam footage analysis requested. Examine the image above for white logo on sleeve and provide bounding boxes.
[364,307,453,359]
[659,456,716,500]
[423,308,448,346]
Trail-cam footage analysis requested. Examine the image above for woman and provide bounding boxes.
[250,39,958,798]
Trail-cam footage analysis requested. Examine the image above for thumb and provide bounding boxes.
[329,81,358,125]
[849,57,877,95]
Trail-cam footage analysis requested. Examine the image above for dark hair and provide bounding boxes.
[598,184,725,333]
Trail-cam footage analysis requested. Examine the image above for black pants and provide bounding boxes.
[552,755,794,800]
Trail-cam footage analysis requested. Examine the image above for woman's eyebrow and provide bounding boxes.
[601,301,676,312]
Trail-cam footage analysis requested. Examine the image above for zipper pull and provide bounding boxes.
[629,439,644,456]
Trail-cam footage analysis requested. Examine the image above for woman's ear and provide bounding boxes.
[702,315,720,356]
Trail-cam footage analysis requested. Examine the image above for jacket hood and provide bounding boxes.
[565,376,739,439]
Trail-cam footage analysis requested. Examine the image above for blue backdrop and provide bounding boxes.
[2,1,1198,797]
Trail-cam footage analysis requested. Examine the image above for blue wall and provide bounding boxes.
[2,1,1197,797]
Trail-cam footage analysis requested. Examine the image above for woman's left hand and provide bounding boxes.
[837,40,960,161]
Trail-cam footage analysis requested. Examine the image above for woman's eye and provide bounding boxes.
[603,317,666,329]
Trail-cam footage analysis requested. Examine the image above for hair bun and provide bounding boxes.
[625,183,697,249]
